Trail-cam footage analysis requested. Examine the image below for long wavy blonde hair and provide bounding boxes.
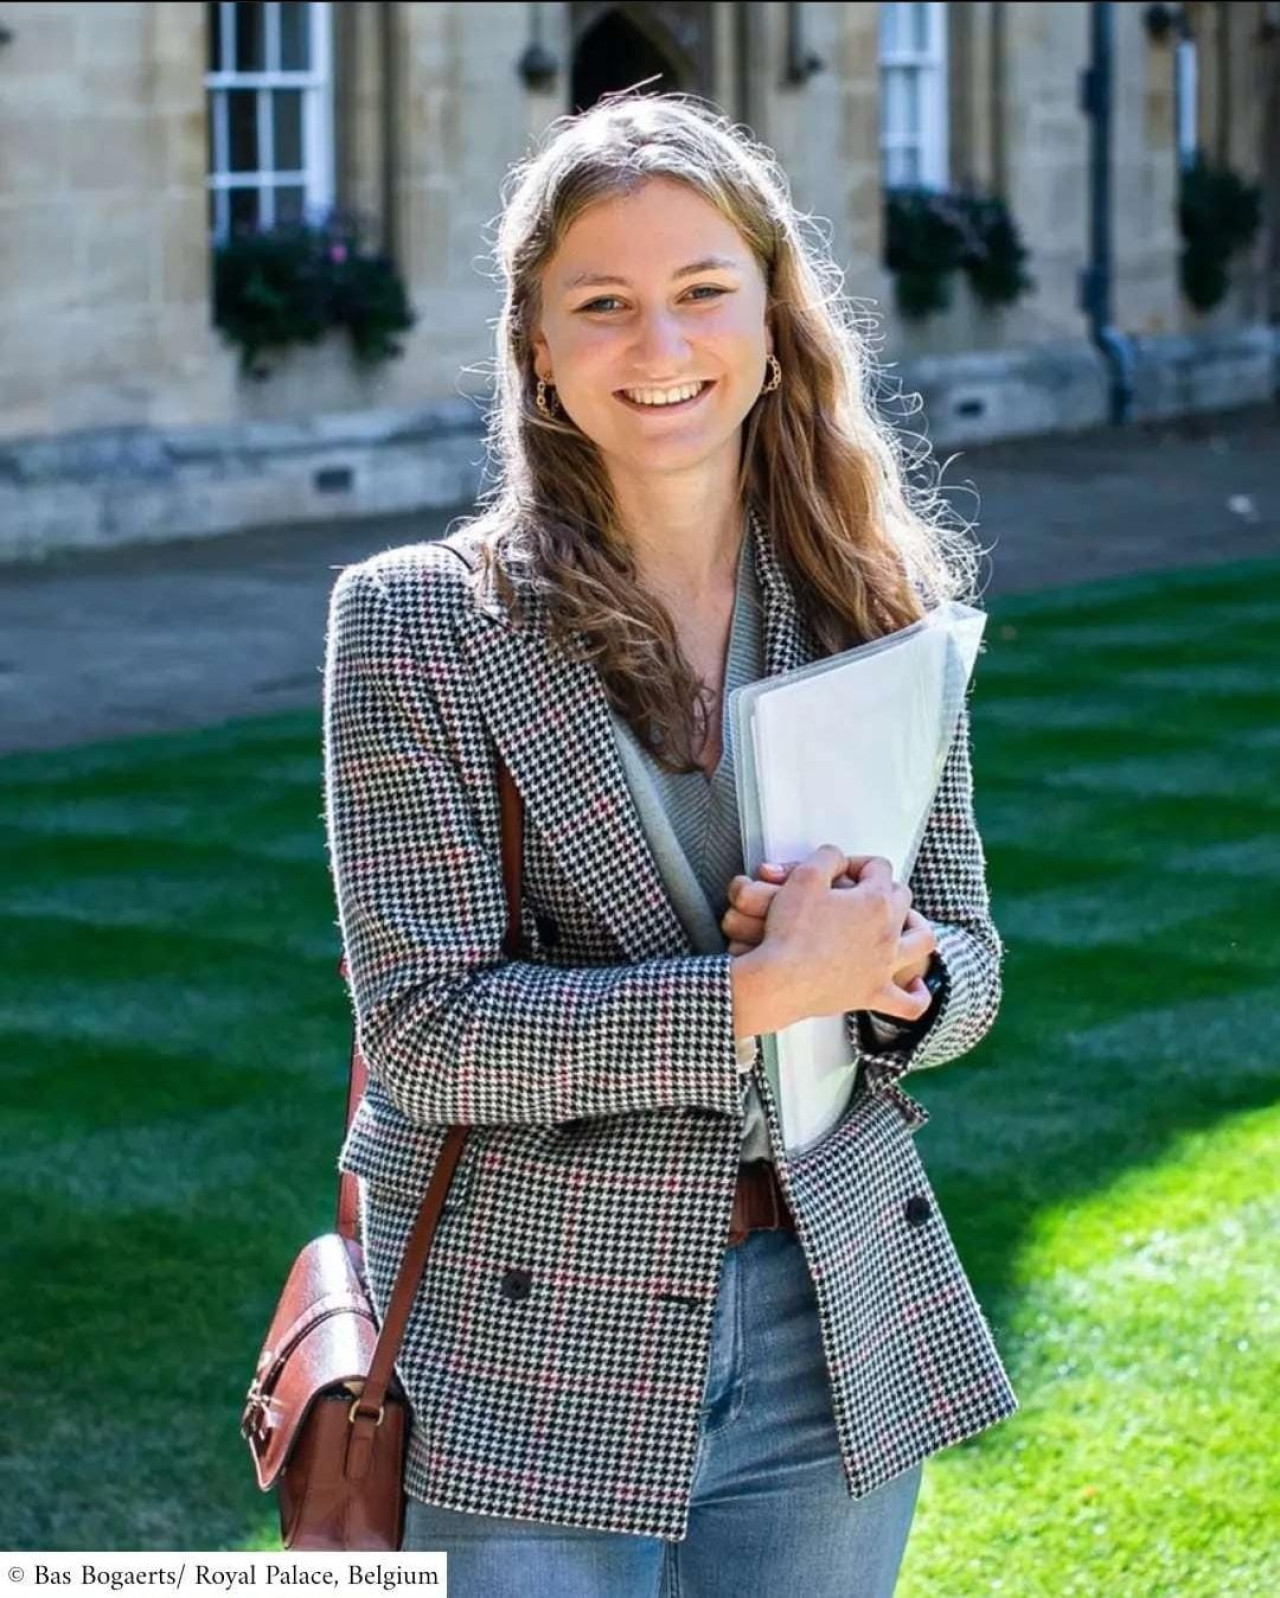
[461,91,982,776]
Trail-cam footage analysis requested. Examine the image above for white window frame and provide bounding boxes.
[878,2,950,191]
[205,1,335,243]
[1175,32,1199,170]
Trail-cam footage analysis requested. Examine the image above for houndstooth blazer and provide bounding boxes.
[322,504,1018,1544]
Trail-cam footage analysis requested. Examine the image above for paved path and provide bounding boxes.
[1,403,1276,756]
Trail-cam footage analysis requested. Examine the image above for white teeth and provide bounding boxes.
[623,382,706,406]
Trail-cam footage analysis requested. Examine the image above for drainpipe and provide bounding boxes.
[1079,1,1136,424]
[735,1,752,129]
[379,1,400,263]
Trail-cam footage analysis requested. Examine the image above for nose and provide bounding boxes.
[629,310,692,379]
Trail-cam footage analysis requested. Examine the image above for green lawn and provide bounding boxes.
[1,557,1277,1591]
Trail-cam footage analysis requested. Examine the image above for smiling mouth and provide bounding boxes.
[614,380,716,414]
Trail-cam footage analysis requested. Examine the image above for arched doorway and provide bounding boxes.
[570,2,715,113]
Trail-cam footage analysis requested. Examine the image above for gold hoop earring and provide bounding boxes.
[536,376,560,418]
[760,353,782,395]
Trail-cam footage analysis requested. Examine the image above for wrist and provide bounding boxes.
[731,945,796,1037]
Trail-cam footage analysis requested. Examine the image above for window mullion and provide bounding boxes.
[265,1,281,73]
[213,86,229,240]
[258,86,274,228]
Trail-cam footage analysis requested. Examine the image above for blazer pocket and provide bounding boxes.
[337,1084,476,1214]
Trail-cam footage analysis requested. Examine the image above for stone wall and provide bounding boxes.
[0,0,1273,561]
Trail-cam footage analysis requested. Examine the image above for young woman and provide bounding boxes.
[323,92,1017,1596]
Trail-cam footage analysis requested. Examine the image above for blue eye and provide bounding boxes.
[577,286,729,314]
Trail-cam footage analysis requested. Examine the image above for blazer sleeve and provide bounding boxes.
[845,698,1004,1081]
[322,561,750,1129]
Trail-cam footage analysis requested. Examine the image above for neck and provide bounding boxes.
[609,453,746,608]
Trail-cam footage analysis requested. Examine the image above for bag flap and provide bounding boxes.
[241,1233,381,1489]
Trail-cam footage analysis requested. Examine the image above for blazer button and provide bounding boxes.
[500,1267,533,1303]
[905,1194,932,1227]
[534,911,560,948]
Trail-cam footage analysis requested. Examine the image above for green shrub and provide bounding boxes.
[1178,153,1262,312]
[213,214,416,380]
[885,187,1035,321]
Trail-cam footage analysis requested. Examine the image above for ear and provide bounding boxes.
[529,326,549,382]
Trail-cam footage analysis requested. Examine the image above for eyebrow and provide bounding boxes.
[562,255,743,292]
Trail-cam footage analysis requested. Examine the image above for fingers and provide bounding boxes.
[789,843,854,888]
[723,862,800,948]
[895,919,937,965]
[728,858,913,921]
[868,977,934,1024]
[750,853,901,889]
[725,873,785,918]
[737,855,903,894]
[843,854,896,886]
[727,856,919,930]
[842,857,912,924]
[722,873,789,943]
[721,904,768,943]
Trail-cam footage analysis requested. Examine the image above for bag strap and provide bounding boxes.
[334,536,526,1433]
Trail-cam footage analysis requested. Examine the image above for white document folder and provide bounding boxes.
[729,600,988,1155]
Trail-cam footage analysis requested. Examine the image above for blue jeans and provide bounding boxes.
[401,1227,923,1595]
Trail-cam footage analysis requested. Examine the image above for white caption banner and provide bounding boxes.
[3,1554,449,1597]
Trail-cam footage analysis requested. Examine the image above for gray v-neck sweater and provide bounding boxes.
[608,529,773,1161]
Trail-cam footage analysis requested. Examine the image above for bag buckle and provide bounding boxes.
[240,1383,274,1445]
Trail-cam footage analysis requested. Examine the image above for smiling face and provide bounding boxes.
[529,176,773,482]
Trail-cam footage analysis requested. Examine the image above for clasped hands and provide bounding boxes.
[721,849,937,1025]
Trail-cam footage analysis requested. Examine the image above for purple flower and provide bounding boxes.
[329,243,348,264]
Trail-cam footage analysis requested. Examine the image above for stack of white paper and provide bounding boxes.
[729,600,987,1154]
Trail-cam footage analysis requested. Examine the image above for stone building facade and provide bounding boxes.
[1,1,1276,559]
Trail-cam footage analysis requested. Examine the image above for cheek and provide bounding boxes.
[561,325,621,376]
[703,312,766,365]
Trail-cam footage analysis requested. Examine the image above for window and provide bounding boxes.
[205,2,334,241]
[879,2,949,189]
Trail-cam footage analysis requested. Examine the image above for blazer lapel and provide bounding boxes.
[453,507,819,964]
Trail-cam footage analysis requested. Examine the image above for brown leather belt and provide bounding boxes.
[727,1159,796,1248]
